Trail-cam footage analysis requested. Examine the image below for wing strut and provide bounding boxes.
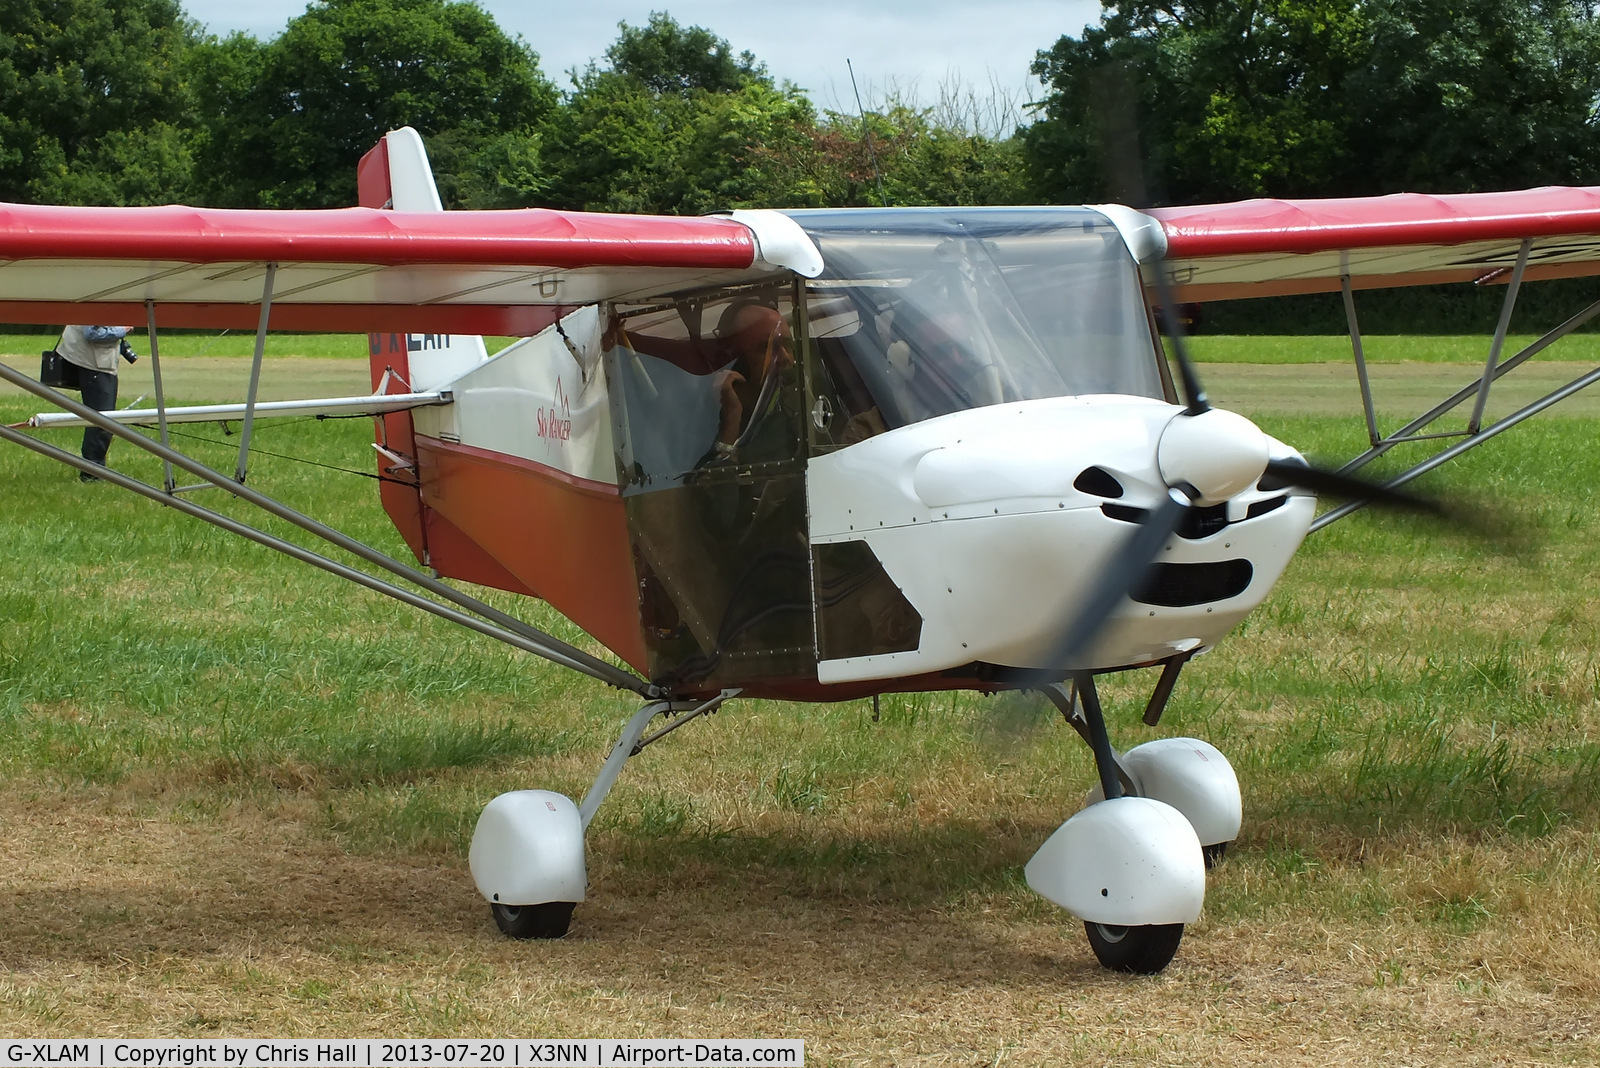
[1312,360,1600,531]
[145,299,175,492]
[1338,295,1600,478]
[1469,237,1532,434]
[1339,254,1381,447]
[1312,287,1600,531]
[0,362,657,699]
[236,263,276,483]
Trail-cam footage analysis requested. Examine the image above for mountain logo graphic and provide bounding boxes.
[536,376,573,447]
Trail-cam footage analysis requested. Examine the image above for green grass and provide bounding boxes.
[9,330,1599,363]
[1185,333,1600,362]
[3,371,1600,1051]
[0,332,523,360]
[2,391,1597,861]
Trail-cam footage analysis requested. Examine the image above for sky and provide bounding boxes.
[179,0,1104,127]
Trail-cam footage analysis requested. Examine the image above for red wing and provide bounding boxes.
[0,203,771,335]
[1150,186,1600,301]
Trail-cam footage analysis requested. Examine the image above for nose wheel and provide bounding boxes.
[491,900,576,940]
[1084,921,1185,974]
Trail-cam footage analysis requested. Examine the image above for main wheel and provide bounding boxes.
[491,901,575,940]
[1083,922,1184,974]
[1202,841,1228,869]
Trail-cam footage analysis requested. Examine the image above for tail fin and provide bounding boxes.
[360,126,490,391]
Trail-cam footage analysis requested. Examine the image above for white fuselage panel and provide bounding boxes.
[412,305,617,485]
[806,395,1314,682]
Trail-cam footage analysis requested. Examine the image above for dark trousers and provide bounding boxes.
[78,368,117,467]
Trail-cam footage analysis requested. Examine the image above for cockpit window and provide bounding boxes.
[791,208,1164,437]
[606,284,802,492]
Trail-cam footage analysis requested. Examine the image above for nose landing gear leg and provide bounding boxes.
[1024,675,1203,974]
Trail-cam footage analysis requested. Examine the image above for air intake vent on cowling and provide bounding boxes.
[1073,466,1124,498]
[1245,495,1288,519]
[1257,460,1306,492]
[1177,503,1228,540]
[1101,503,1148,524]
[1132,560,1254,607]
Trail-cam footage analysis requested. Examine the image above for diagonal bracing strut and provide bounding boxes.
[0,362,657,698]
[1312,287,1600,532]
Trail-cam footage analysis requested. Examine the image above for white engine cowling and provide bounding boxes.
[468,790,586,906]
[1024,796,1205,926]
[1091,738,1241,848]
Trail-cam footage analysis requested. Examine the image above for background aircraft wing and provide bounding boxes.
[0,203,816,336]
[1151,186,1600,301]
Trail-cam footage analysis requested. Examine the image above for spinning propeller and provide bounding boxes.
[1037,265,1474,678]
[1027,66,1490,679]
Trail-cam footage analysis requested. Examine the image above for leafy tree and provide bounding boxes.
[541,13,815,213]
[188,0,558,208]
[1022,0,1600,205]
[0,0,198,204]
[1023,0,1368,205]
[42,120,195,205]
[541,13,1027,214]
[606,11,765,96]
[804,104,1028,207]
[1343,0,1600,194]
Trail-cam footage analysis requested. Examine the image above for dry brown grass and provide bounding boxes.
[0,774,1597,1064]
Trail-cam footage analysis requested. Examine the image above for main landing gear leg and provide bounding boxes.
[1024,674,1241,974]
[467,691,739,940]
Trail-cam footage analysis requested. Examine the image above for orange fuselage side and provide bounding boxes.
[413,435,646,672]
[367,337,648,673]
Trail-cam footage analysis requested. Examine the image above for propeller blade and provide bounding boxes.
[1033,487,1192,681]
[1089,60,1209,417]
[1150,268,1210,416]
[1262,458,1444,517]
[1038,65,1521,690]
[1264,457,1521,546]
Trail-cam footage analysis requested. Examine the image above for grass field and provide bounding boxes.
[0,334,524,361]
[1185,333,1600,363]
[1,346,1598,1063]
[1,332,375,360]
[5,331,1600,364]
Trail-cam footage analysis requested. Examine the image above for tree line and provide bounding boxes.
[0,0,1026,211]
[4,0,1600,215]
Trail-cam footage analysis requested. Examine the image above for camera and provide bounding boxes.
[119,338,138,364]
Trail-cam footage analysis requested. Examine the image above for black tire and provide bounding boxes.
[1083,922,1184,974]
[490,901,575,940]
[1202,841,1228,869]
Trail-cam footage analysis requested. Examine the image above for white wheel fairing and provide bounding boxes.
[1024,796,1206,926]
[807,395,1314,683]
[1087,737,1243,847]
[469,790,587,906]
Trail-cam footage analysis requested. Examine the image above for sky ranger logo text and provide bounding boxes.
[536,376,572,446]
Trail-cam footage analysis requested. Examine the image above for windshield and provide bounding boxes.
[790,208,1165,433]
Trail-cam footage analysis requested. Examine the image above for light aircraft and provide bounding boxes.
[5,128,1600,973]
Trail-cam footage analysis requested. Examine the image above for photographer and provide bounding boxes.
[56,325,137,482]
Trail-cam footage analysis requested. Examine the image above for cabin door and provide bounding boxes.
[604,281,816,690]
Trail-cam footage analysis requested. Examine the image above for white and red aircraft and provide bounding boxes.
[4,128,1599,973]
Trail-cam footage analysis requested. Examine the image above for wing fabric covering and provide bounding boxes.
[1151,186,1600,301]
[0,201,764,335]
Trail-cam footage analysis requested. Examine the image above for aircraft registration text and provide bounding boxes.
[0,1043,803,1068]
